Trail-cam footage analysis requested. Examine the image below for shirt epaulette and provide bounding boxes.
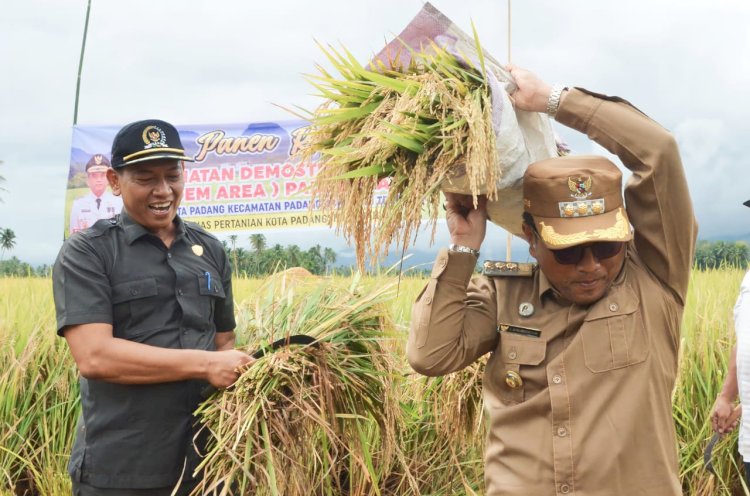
[183,220,219,241]
[482,260,537,277]
[79,217,119,239]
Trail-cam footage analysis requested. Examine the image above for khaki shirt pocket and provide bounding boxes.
[489,332,546,406]
[580,285,649,373]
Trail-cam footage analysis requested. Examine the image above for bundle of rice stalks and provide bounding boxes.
[193,275,403,495]
[385,360,486,495]
[297,34,496,270]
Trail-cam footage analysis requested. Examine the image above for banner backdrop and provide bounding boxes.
[66,120,390,237]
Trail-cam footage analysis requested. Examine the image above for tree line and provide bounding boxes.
[694,240,750,270]
[1,237,749,278]
[223,234,338,277]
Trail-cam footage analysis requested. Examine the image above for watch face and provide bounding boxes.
[449,244,479,257]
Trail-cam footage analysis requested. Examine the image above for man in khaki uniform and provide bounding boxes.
[69,154,123,234]
[408,66,697,496]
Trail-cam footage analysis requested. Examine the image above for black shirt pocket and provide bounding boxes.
[198,273,226,298]
[196,273,226,328]
[580,285,649,373]
[111,278,159,338]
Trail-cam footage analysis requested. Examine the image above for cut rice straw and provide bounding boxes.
[193,275,403,495]
[297,37,497,270]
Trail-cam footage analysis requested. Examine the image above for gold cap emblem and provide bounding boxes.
[192,244,204,256]
[142,125,168,149]
[568,176,592,200]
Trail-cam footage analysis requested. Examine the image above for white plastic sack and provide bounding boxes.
[372,2,558,236]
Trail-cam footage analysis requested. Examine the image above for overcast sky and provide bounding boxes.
[1,0,748,266]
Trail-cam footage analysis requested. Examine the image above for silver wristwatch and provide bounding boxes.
[449,243,480,258]
[546,84,567,117]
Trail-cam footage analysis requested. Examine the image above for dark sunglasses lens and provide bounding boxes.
[552,242,624,264]
[552,246,584,264]
[591,242,623,259]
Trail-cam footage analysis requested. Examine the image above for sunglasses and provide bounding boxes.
[533,232,624,265]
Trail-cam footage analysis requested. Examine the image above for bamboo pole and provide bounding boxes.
[505,0,513,261]
[73,0,92,125]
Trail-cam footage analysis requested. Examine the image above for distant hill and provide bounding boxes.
[703,233,750,244]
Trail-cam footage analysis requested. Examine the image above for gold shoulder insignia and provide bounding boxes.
[482,260,537,277]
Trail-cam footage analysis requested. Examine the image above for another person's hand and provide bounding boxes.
[507,65,553,114]
[206,349,254,389]
[444,192,487,250]
[711,395,742,434]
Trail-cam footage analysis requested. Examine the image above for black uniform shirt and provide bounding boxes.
[53,211,236,489]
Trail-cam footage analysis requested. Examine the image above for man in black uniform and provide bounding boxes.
[53,119,253,495]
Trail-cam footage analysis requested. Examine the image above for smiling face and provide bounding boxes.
[86,170,109,197]
[108,159,184,239]
[523,223,626,305]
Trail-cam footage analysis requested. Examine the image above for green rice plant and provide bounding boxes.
[297,39,496,270]
[676,267,747,495]
[193,274,404,495]
[388,361,485,495]
[0,277,79,496]
[2,267,749,495]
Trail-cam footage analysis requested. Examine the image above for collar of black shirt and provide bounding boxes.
[119,210,186,246]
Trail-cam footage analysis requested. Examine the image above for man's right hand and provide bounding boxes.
[444,192,487,250]
[507,65,554,114]
[206,350,254,389]
[711,395,742,434]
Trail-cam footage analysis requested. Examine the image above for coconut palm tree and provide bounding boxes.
[228,234,238,277]
[248,234,266,275]
[249,233,266,255]
[323,247,337,275]
[286,245,302,267]
[0,228,16,260]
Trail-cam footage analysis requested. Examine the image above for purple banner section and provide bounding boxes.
[66,121,390,238]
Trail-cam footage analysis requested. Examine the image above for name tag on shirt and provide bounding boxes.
[498,324,542,338]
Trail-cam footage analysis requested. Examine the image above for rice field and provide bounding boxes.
[0,268,747,495]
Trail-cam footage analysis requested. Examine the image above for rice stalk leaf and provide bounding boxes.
[314,101,382,125]
[351,68,418,94]
[470,21,487,82]
[327,163,395,180]
[375,132,425,154]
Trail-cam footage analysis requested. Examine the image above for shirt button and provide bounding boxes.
[508,351,518,360]
[609,303,619,312]
[505,371,523,389]
[557,426,568,437]
[178,289,184,296]
[425,295,432,304]
[130,289,139,296]
[560,484,570,494]
[167,253,172,259]
[552,374,562,384]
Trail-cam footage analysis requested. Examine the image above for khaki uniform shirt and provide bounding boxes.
[408,89,697,496]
